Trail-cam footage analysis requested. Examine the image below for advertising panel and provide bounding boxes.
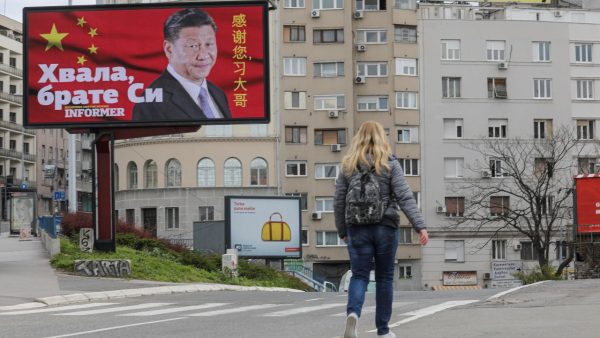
[225,196,301,258]
[575,175,600,233]
[442,271,478,286]
[10,193,35,236]
[24,1,269,128]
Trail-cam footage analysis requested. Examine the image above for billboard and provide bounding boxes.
[575,175,600,233]
[10,193,35,236]
[24,1,269,128]
[225,196,301,258]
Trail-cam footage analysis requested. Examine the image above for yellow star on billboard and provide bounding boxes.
[77,17,87,27]
[88,27,98,37]
[40,24,69,52]
[77,55,87,65]
[88,44,98,54]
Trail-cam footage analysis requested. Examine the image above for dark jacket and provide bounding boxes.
[132,71,231,122]
[334,158,426,238]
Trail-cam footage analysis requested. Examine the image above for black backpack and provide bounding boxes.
[345,166,385,225]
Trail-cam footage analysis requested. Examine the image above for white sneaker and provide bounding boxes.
[344,313,358,338]
[377,331,396,338]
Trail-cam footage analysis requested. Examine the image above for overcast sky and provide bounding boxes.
[2,0,96,23]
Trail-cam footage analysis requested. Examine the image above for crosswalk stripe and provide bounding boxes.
[263,303,345,317]
[120,303,229,317]
[188,304,284,317]
[330,302,414,317]
[54,303,172,316]
[0,303,118,315]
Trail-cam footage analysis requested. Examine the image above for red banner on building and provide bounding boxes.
[24,1,269,128]
[575,175,600,233]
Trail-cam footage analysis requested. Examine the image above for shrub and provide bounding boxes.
[513,265,563,285]
[59,212,92,238]
[179,251,221,272]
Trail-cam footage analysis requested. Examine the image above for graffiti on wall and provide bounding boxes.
[74,260,131,278]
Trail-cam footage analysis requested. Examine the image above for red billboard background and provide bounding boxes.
[575,175,600,233]
[24,1,268,127]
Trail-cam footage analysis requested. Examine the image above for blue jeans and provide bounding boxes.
[346,224,399,336]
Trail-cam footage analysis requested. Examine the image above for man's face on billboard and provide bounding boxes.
[165,25,217,84]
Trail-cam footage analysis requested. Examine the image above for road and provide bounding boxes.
[0,280,598,338]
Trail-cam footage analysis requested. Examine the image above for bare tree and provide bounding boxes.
[448,125,593,275]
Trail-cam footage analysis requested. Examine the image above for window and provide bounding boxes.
[314,95,345,110]
[41,145,45,158]
[285,192,308,210]
[23,142,29,154]
[520,242,539,261]
[285,126,307,144]
[443,118,463,138]
[125,209,134,225]
[224,158,242,187]
[534,158,554,178]
[9,57,15,68]
[577,120,594,140]
[398,264,412,279]
[575,43,592,63]
[285,0,304,7]
[283,25,305,42]
[486,40,506,61]
[315,129,346,145]
[313,0,343,9]
[315,197,334,213]
[576,79,593,100]
[444,158,464,178]
[357,62,387,77]
[489,158,506,178]
[398,158,419,176]
[356,0,386,11]
[9,112,16,123]
[127,162,138,189]
[488,119,507,138]
[445,240,465,262]
[396,126,418,144]
[442,77,461,98]
[395,58,417,76]
[488,78,507,99]
[165,159,181,188]
[395,91,418,109]
[302,228,309,246]
[537,195,554,215]
[316,231,344,246]
[394,25,416,43]
[286,161,307,177]
[413,191,421,209]
[395,0,416,10]
[197,158,215,187]
[441,40,460,60]
[399,227,412,244]
[357,96,388,111]
[356,29,387,44]
[533,79,551,99]
[445,197,464,217]
[578,157,599,174]
[555,240,567,260]
[284,91,306,109]
[283,57,306,76]
[313,28,344,43]
[534,119,552,139]
[315,163,339,179]
[492,240,506,260]
[314,62,344,77]
[199,206,214,221]
[165,207,179,229]
[144,160,157,188]
[490,196,510,216]
[250,157,268,186]
[533,41,551,62]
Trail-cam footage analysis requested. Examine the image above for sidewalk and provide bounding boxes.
[0,233,301,310]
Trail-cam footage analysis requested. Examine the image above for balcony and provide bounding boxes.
[0,63,23,77]
[0,92,22,105]
[0,148,35,162]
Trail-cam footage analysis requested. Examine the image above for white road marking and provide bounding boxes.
[305,298,324,302]
[188,304,285,317]
[54,303,172,316]
[263,303,345,317]
[43,317,187,338]
[487,280,547,301]
[120,303,229,317]
[0,302,47,311]
[0,303,118,315]
[330,302,414,317]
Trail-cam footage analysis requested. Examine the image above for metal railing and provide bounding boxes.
[0,148,35,162]
[164,238,194,249]
[0,63,22,77]
[0,92,22,104]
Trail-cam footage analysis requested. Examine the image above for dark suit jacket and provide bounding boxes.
[132,71,231,122]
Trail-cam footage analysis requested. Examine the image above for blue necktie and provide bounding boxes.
[199,87,217,119]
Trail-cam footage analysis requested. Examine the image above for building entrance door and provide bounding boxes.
[142,207,157,237]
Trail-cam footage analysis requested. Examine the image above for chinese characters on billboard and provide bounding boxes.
[24,1,269,128]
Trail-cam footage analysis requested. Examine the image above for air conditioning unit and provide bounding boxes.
[328,110,339,118]
[331,144,342,152]
[354,76,366,84]
[554,11,562,17]
[497,62,508,70]
[483,273,491,280]
[311,9,320,18]
[481,170,491,178]
[513,244,522,251]
[354,11,364,19]
[311,212,322,220]
[356,44,367,52]
[436,206,447,213]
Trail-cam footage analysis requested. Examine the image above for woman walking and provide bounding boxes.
[334,121,428,338]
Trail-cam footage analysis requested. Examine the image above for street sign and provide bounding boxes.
[20,183,28,189]
[54,191,65,201]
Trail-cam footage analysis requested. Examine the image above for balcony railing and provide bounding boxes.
[0,63,23,77]
[0,92,22,105]
[0,119,24,132]
[0,148,35,162]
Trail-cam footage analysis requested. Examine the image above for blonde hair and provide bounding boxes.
[341,121,391,176]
